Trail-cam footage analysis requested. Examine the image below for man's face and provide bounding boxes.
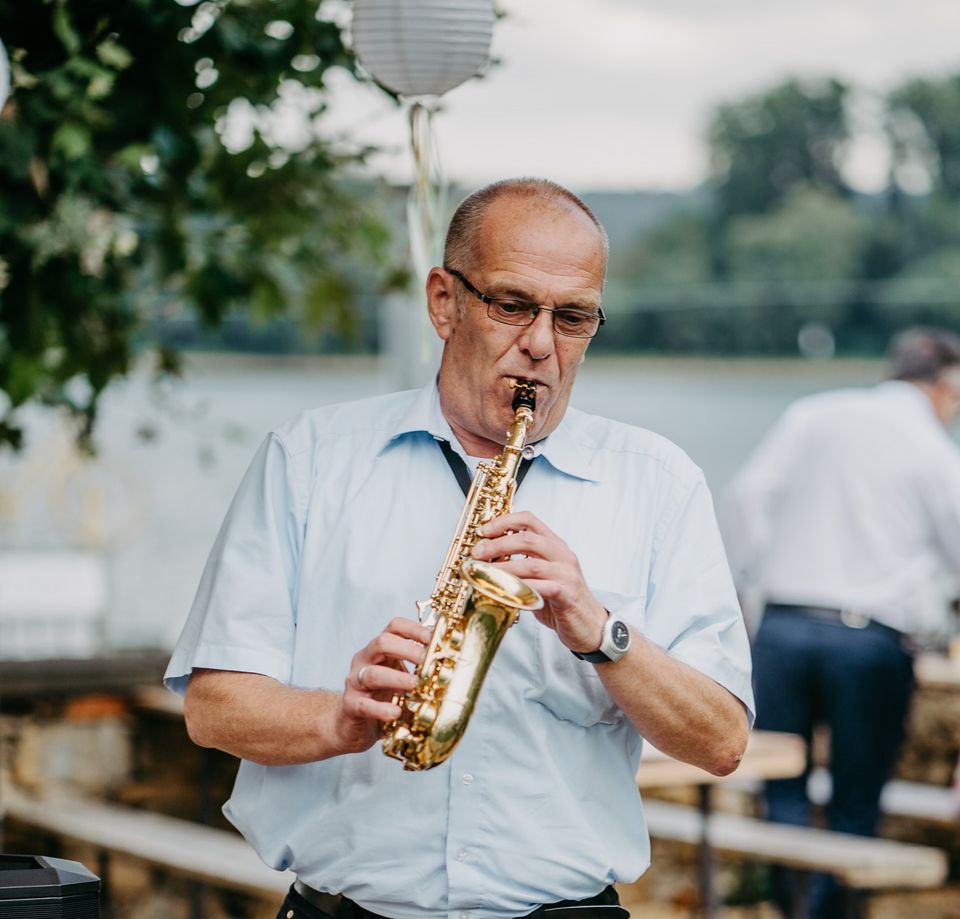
[428,196,606,456]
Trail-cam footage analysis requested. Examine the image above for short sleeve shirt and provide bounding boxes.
[166,383,754,919]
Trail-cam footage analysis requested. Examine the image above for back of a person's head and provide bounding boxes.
[887,326,960,382]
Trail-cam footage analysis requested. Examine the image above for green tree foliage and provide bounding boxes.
[876,245,960,331]
[725,185,869,285]
[708,78,851,223]
[888,75,960,201]
[610,211,711,292]
[0,0,402,451]
[884,76,960,270]
[604,73,960,357]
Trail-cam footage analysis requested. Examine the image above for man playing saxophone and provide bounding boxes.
[166,178,754,919]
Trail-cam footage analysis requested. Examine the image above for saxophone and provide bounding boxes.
[381,380,544,771]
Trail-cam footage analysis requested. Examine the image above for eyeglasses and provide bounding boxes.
[447,268,605,339]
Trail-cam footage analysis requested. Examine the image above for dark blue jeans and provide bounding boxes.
[753,605,915,919]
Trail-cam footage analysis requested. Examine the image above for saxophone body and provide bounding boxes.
[381,380,544,771]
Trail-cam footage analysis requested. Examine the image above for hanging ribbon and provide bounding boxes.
[406,100,448,365]
[406,101,446,283]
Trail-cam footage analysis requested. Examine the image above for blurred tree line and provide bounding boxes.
[0,0,404,450]
[4,4,960,451]
[603,75,960,357]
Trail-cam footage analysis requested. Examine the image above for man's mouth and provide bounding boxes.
[505,375,546,390]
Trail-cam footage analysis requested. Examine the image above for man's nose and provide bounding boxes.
[518,310,555,360]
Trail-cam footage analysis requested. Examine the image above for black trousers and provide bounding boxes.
[753,605,915,919]
[276,883,629,919]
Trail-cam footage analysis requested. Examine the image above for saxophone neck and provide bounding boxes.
[499,404,534,475]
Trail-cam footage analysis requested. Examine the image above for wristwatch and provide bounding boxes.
[573,614,631,664]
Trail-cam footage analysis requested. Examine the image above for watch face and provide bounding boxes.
[611,620,630,651]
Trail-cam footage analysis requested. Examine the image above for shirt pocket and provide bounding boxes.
[527,588,645,728]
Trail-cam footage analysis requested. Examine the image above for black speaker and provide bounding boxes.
[0,854,99,918]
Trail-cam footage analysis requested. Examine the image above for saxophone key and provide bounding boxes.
[413,702,438,729]
[436,661,456,687]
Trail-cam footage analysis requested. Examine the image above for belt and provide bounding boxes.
[765,602,909,642]
[293,880,343,915]
[291,882,626,918]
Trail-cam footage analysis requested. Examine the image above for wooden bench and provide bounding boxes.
[2,785,292,913]
[643,798,947,917]
[806,767,959,829]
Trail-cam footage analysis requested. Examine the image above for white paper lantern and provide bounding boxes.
[352,0,495,98]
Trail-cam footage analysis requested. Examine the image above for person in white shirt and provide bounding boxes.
[725,326,960,919]
[166,178,754,919]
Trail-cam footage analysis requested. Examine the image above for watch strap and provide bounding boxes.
[573,647,614,663]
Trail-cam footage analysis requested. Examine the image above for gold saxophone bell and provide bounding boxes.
[381,380,543,771]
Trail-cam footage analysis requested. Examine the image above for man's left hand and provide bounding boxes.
[471,510,608,654]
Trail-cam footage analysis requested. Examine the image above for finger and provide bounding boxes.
[353,664,417,694]
[472,529,549,562]
[383,617,433,645]
[489,557,551,581]
[366,632,430,668]
[343,694,403,723]
[487,559,574,606]
[477,511,550,539]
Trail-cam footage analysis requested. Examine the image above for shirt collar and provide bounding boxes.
[385,383,598,482]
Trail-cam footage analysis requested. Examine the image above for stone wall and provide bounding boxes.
[898,685,960,787]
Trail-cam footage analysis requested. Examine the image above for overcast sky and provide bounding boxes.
[314,0,960,194]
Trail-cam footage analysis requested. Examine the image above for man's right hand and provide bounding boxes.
[183,618,431,766]
[334,617,432,755]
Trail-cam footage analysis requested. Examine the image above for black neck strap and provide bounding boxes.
[436,439,534,499]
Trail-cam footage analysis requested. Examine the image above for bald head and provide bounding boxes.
[443,178,609,277]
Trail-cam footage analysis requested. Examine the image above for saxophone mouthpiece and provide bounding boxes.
[510,378,537,411]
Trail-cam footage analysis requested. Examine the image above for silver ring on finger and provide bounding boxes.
[357,665,370,690]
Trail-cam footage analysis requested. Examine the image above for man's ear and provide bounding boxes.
[426,267,458,342]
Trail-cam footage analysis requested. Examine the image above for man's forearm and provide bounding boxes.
[597,634,749,776]
[183,669,347,766]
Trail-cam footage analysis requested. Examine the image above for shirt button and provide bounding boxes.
[462,772,474,785]
[456,849,467,861]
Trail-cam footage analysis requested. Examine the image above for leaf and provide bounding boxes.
[154,345,183,378]
[304,271,354,334]
[251,273,285,319]
[6,353,46,406]
[96,39,134,72]
[11,61,40,90]
[0,419,24,451]
[29,157,49,197]
[113,142,154,170]
[87,70,116,100]
[52,1,82,55]
[51,121,92,160]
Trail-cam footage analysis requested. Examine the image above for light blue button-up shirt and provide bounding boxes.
[166,383,754,919]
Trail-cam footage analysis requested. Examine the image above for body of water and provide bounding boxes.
[8,352,950,654]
